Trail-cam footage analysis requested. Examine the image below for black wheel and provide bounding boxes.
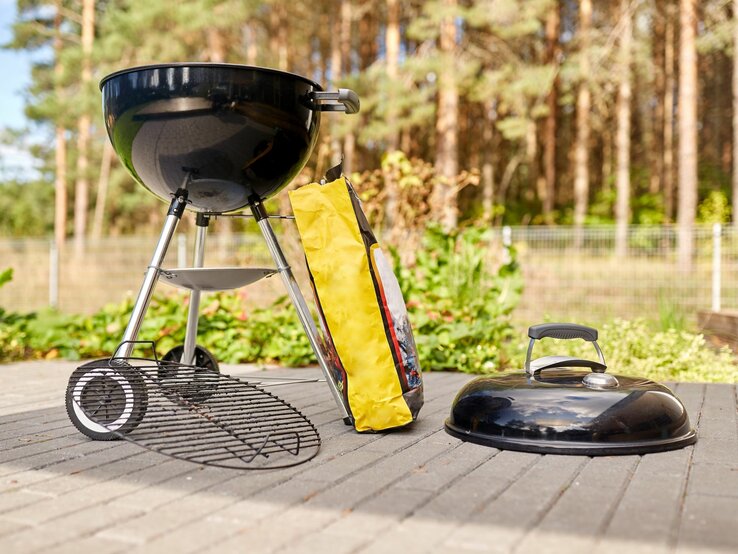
[66,359,148,441]
[159,345,220,402]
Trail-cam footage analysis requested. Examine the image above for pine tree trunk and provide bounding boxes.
[73,0,95,254]
[54,126,67,249]
[542,2,560,224]
[340,1,355,172]
[528,120,542,202]
[664,2,676,221]
[91,140,113,239]
[615,0,633,259]
[574,0,592,247]
[733,0,738,225]
[269,4,289,70]
[244,24,258,65]
[482,100,496,225]
[329,6,343,165]
[678,0,698,271]
[206,28,226,62]
[384,0,400,234]
[432,0,459,232]
[53,2,66,252]
[602,118,613,193]
[386,0,400,152]
[652,0,667,195]
[358,1,376,70]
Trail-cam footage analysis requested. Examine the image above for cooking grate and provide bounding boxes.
[66,344,320,469]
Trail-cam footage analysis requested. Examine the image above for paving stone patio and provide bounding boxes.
[0,360,736,553]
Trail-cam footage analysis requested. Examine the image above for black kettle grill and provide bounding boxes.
[445,323,697,456]
[65,63,359,469]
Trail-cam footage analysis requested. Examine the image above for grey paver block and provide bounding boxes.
[0,489,49,514]
[297,445,387,483]
[356,518,459,554]
[516,456,639,554]
[687,462,738,498]
[677,493,738,552]
[394,441,493,492]
[24,449,160,497]
[600,449,690,549]
[441,455,587,553]
[411,449,537,520]
[0,517,31,538]
[98,489,237,544]
[106,464,231,512]
[41,535,129,554]
[692,437,738,465]
[0,439,119,479]
[0,502,143,554]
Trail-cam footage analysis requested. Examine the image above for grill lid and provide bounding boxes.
[444,323,697,455]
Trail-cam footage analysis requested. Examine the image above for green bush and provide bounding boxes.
[0,265,314,365]
[0,269,37,361]
[2,233,738,385]
[29,292,314,366]
[395,224,522,373]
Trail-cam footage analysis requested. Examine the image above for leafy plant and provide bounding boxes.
[0,269,37,360]
[395,224,523,373]
[697,190,731,224]
[657,294,688,332]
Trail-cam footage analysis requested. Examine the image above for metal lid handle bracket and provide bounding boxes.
[310,89,360,114]
[524,323,607,375]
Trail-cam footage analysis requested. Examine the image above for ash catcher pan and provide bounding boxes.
[445,323,697,456]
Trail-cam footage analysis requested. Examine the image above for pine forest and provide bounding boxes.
[1,0,736,262]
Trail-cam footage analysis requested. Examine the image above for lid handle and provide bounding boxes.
[528,323,598,342]
[525,323,606,375]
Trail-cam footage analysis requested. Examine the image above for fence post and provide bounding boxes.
[502,226,512,264]
[712,223,722,312]
[49,240,59,309]
[177,234,187,267]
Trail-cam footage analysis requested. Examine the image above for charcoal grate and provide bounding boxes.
[66,348,320,469]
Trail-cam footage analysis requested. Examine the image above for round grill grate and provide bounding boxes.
[66,353,320,470]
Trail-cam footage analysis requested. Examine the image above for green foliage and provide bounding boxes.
[657,295,687,333]
[48,292,314,365]
[2,251,738,384]
[0,287,316,365]
[1,225,524,374]
[0,268,12,288]
[697,190,731,224]
[395,224,523,373]
[0,269,36,360]
[511,318,738,384]
[0,179,54,236]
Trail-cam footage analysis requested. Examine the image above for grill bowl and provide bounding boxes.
[100,63,323,212]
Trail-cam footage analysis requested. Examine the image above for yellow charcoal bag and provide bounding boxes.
[289,176,423,432]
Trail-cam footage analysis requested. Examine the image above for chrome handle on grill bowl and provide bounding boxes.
[310,89,360,114]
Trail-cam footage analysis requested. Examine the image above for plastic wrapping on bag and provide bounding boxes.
[290,176,423,432]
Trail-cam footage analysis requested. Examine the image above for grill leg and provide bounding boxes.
[117,191,188,359]
[252,200,351,421]
[182,214,209,365]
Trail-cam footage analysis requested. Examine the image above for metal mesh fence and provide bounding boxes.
[509,224,737,323]
[0,218,303,315]
[1,224,735,323]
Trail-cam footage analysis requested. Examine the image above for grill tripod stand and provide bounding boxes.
[114,189,351,423]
